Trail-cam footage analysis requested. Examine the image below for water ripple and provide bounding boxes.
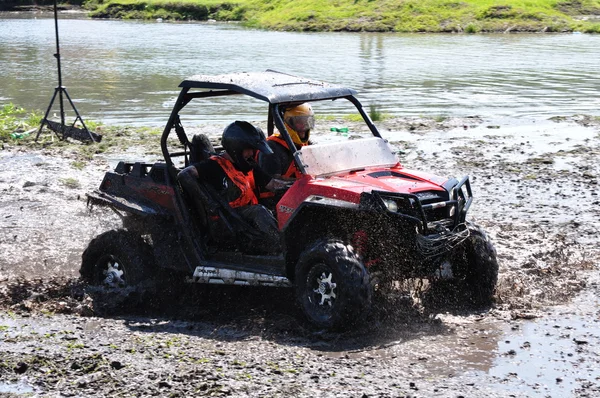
[1,17,599,125]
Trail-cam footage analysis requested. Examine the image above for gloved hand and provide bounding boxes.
[268,178,294,192]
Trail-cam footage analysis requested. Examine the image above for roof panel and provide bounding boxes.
[179,70,356,104]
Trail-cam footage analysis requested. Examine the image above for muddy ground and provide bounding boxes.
[1,115,599,397]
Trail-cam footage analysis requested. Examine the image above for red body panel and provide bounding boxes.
[276,165,449,229]
[124,176,176,210]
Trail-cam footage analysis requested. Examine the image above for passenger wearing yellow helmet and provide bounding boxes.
[282,102,314,148]
[259,103,314,181]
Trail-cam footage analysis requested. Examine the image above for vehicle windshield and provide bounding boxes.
[298,137,399,177]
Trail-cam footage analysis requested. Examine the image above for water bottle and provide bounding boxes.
[10,132,29,139]
[330,126,349,137]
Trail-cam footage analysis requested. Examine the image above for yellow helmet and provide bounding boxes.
[283,103,314,146]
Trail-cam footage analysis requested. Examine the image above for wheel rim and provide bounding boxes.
[305,263,338,319]
[95,255,126,288]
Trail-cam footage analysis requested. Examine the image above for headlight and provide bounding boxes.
[449,204,456,218]
[414,191,444,201]
[382,198,398,212]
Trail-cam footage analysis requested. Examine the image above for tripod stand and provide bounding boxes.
[36,0,101,143]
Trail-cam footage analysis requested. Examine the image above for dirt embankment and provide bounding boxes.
[0,1,85,12]
[1,115,599,397]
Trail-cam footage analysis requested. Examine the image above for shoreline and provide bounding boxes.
[1,3,599,33]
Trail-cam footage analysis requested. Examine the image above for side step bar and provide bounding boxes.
[189,266,292,287]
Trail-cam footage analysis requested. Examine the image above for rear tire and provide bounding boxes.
[295,239,372,330]
[80,229,155,288]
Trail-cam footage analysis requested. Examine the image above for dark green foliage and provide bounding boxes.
[0,0,87,10]
[555,0,600,15]
[478,5,517,19]
[89,1,242,21]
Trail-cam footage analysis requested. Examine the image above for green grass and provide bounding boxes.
[1,104,166,167]
[59,177,81,189]
[0,103,42,143]
[250,0,600,32]
[85,0,600,32]
[87,0,244,20]
[71,161,86,170]
[369,104,382,122]
[66,341,85,350]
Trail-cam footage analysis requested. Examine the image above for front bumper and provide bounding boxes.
[360,175,472,234]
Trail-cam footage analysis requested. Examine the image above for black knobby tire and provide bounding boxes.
[424,223,498,309]
[80,229,155,288]
[452,223,499,306]
[295,239,372,330]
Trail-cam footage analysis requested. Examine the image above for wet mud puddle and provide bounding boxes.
[0,380,34,395]
[484,284,600,397]
[321,277,600,397]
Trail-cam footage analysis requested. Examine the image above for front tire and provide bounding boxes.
[460,223,499,306]
[425,223,498,308]
[80,229,155,288]
[295,239,372,330]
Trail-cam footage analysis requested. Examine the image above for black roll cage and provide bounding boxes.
[160,70,382,177]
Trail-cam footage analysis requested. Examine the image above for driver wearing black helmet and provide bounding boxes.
[177,121,287,253]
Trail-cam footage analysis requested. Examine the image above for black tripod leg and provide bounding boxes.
[36,88,59,142]
[62,88,96,142]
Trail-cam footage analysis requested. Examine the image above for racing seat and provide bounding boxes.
[172,115,215,167]
[177,168,266,253]
[189,133,214,164]
[176,133,216,229]
[176,131,277,254]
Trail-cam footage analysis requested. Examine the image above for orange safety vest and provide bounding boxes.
[266,135,302,179]
[210,155,258,208]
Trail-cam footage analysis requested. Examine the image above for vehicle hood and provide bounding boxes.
[309,166,448,197]
[276,165,450,228]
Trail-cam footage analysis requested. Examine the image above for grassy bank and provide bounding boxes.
[0,104,41,143]
[80,0,600,33]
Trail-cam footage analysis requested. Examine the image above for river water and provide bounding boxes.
[1,12,600,126]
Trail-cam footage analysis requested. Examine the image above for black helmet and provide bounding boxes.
[222,121,273,172]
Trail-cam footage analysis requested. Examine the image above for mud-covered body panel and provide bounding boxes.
[87,161,175,217]
[276,165,450,229]
[275,163,474,281]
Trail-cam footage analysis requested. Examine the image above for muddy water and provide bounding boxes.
[0,381,34,395]
[1,14,600,125]
[336,277,600,397]
[0,277,598,397]
[0,151,122,278]
[391,117,600,229]
[487,286,600,397]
